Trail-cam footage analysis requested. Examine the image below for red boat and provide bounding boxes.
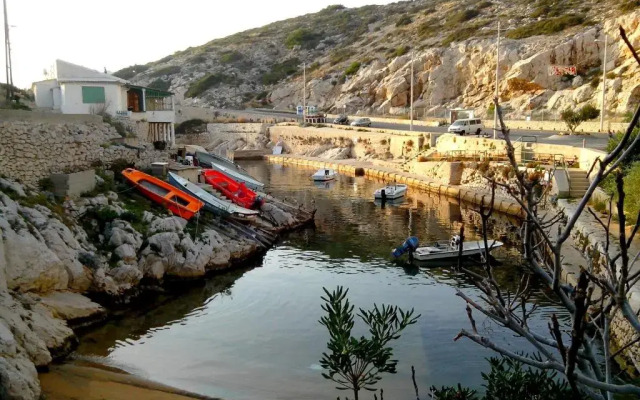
[201,169,263,210]
[122,168,204,220]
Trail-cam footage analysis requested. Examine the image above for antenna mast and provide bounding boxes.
[3,0,13,102]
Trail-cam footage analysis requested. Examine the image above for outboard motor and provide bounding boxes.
[392,236,419,258]
[450,235,461,249]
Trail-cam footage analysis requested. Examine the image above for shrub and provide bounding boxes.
[344,61,361,76]
[329,48,354,65]
[447,9,480,24]
[620,0,640,12]
[441,20,489,45]
[389,45,410,58]
[285,28,321,49]
[219,51,243,64]
[418,19,441,38]
[606,71,617,79]
[395,14,412,27]
[560,104,599,134]
[149,65,181,78]
[185,73,238,98]
[148,78,171,92]
[153,141,167,150]
[506,15,584,40]
[261,58,300,85]
[175,119,207,135]
[113,64,148,80]
[477,1,492,8]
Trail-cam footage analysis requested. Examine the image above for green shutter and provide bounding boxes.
[82,86,105,103]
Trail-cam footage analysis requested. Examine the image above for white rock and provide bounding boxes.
[148,216,188,234]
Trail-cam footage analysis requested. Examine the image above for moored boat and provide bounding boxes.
[374,183,407,200]
[167,172,258,217]
[311,168,337,181]
[392,235,503,261]
[201,169,264,210]
[121,168,204,220]
[195,151,264,190]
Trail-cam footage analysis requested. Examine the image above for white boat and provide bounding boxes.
[195,151,265,191]
[374,183,407,199]
[411,236,503,261]
[312,169,337,181]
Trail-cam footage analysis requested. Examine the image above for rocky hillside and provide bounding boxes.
[116,0,640,119]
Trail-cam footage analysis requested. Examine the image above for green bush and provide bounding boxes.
[148,78,171,92]
[284,28,321,49]
[113,64,148,80]
[261,58,300,85]
[560,104,599,134]
[418,19,441,38]
[219,51,243,64]
[175,119,207,135]
[477,1,492,9]
[430,357,576,400]
[185,73,238,98]
[448,9,480,24]
[506,15,584,40]
[149,65,181,77]
[344,61,361,76]
[388,45,410,58]
[395,14,413,27]
[620,0,640,12]
[329,48,354,65]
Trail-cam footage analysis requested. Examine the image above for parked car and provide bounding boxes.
[350,118,371,127]
[333,115,349,125]
[447,118,483,135]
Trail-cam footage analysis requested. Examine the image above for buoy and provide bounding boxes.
[355,167,365,176]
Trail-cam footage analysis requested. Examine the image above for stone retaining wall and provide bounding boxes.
[266,155,523,217]
[0,121,169,186]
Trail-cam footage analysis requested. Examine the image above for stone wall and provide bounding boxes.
[0,121,169,186]
[0,109,102,124]
[270,124,427,160]
[407,161,463,185]
[175,123,269,155]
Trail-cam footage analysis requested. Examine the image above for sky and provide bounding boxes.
[3,0,396,88]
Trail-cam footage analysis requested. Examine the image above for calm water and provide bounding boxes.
[77,161,567,400]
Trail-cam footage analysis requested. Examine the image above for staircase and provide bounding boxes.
[567,169,590,198]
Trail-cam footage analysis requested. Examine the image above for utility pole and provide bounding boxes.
[600,34,608,132]
[493,20,500,139]
[3,0,13,102]
[302,62,306,123]
[410,50,414,132]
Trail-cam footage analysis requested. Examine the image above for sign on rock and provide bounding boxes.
[548,65,577,76]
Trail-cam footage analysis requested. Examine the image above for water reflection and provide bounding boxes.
[76,162,567,400]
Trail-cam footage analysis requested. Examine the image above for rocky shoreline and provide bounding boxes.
[0,176,313,400]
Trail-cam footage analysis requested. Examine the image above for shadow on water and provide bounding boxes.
[75,161,568,400]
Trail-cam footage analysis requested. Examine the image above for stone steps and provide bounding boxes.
[567,169,589,198]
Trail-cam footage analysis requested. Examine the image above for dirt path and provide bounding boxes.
[39,361,220,400]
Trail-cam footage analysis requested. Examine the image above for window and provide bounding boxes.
[82,86,105,104]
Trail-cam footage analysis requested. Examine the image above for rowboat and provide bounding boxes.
[311,168,337,181]
[121,168,204,220]
[392,235,503,261]
[374,183,407,200]
[195,151,264,190]
[201,169,264,210]
[167,172,258,217]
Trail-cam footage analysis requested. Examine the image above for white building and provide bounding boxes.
[33,60,176,146]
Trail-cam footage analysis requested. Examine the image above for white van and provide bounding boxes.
[447,118,483,135]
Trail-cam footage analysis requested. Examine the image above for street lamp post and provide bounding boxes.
[493,20,501,139]
[599,35,608,132]
[410,50,414,132]
[302,62,306,123]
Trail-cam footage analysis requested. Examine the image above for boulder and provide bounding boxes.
[39,291,106,327]
[148,216,188,235]
[108,263,143,291]
[260,203,296,227]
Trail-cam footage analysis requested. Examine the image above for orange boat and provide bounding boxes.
[121,168,204,220]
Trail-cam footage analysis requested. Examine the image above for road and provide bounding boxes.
[225,108,611,150]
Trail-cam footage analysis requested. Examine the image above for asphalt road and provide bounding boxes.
[236,108,611,150]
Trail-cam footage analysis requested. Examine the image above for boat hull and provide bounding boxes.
[122,168,203,221]
[413,240,503,261]
[195,151,264,190]
[167,172,258,217]
[201,169,262,210]
[374,184,407,199]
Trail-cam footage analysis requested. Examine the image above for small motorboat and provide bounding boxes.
[167,172,258,217]
[374,183,407,200]
[392,235,503,261]
[312,169,337,181]
[201,169,263,210]
[121,168,204,221]
[195,151,264,191]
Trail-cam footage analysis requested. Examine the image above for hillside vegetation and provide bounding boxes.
[115,0,637,117]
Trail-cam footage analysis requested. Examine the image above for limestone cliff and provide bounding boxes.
[118,0,639,119]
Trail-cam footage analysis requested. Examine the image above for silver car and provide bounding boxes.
[350,118,371,127]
